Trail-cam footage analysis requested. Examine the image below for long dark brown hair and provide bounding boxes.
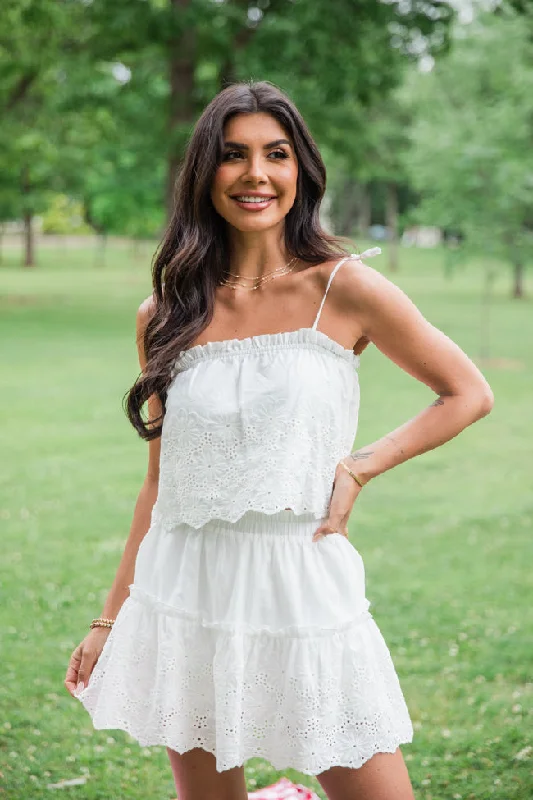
[125,80,351,440]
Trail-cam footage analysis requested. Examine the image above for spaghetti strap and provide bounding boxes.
[311,247,381,331]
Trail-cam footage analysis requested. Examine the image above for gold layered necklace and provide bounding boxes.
[220,256,298,291]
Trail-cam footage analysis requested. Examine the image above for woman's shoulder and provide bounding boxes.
[137,293,157,328]
[135,294,158,362]
[301,252,353,292]
[319,250,388,312]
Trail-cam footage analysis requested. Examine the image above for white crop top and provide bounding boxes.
[150,249,381,530]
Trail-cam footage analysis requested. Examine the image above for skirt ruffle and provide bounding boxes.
[76,509,413,774]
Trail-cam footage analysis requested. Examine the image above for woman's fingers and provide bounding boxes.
[312,466,361,542]
[76,642,102,692]
[64,639,97,697]
[312,518,348,542]
[64,645,82,697]
[67,628,111,696]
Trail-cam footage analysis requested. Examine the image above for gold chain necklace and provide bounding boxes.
[220,256,298,291]
[225,255,296,280]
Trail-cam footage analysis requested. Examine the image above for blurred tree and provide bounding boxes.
[1,0,456,263]
[41,195,92,235]
[81,0,456,219]
[0,0,165,263]
[358,93,413,272]
[405,8,533,300]
[55,61,166,264]
[0,0,89,264]
[326,88,417,273]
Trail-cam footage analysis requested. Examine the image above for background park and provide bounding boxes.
[1,1,532,798]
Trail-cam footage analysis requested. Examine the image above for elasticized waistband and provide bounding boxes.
[189,508,324,538]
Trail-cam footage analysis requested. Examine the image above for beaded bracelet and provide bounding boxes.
[90,617,115,630]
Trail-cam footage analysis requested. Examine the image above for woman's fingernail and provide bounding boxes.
[76,681,85,693]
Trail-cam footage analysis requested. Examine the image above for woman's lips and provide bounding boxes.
[230,196,277,211]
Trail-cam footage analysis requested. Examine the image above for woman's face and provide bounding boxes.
[210,112,299,233]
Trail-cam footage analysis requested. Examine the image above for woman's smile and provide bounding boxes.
[230,193,278,212]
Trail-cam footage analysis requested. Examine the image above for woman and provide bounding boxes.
[65,81,493,800]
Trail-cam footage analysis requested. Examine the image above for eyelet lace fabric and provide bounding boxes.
[154,328,361,530]
[77,510,414,774]
[76,593,413,774]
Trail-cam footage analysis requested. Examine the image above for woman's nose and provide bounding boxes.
[242,154,268,182]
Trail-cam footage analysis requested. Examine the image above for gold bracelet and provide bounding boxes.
[339,459,365,488]
[90,617,115,629]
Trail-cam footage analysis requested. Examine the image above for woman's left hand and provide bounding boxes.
[312,459,363,542]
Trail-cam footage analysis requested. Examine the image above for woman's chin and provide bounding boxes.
[224,214,286,234]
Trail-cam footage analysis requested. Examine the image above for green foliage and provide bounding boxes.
[0,0,457,251]
[41,195,92,235]
[404,8,533,272]
[0,0,89,220]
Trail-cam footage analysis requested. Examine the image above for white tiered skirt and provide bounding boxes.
[75,509,413,775]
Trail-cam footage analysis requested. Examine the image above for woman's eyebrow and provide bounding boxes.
[223,139,292,149]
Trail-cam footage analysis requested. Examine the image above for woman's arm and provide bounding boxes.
[98,296,161,619]
[97,470,159,618]
[65,296,161,695]
[313,261,494,541]
[345,262,494,483]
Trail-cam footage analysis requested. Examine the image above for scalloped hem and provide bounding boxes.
[85,717,413,775]
[152,504,328,532]
[76,591,414,776]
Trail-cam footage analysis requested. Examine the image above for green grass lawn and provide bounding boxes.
[1,239,531,799]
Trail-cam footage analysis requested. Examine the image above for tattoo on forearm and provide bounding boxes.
[431,397,445,407]
[348,450,374,461]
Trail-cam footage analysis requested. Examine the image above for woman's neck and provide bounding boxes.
[226,227,290,279]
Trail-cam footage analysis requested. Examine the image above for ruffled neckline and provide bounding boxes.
[173,327,360,373]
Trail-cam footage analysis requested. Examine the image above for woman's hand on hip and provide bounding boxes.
[312,459,363,542]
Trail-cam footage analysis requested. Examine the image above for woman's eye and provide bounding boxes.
[221,150,289,161]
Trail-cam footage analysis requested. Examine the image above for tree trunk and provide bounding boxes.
[166,0,196,222]
[479,264,495,361]
[21,165,35,267]
[512,259,524,298]
[23,211,34,267]
[386,181,399,272]
[357,183,371,238]
[94,233,108,268]
[218,10,259,90]
[334,180,360,237]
